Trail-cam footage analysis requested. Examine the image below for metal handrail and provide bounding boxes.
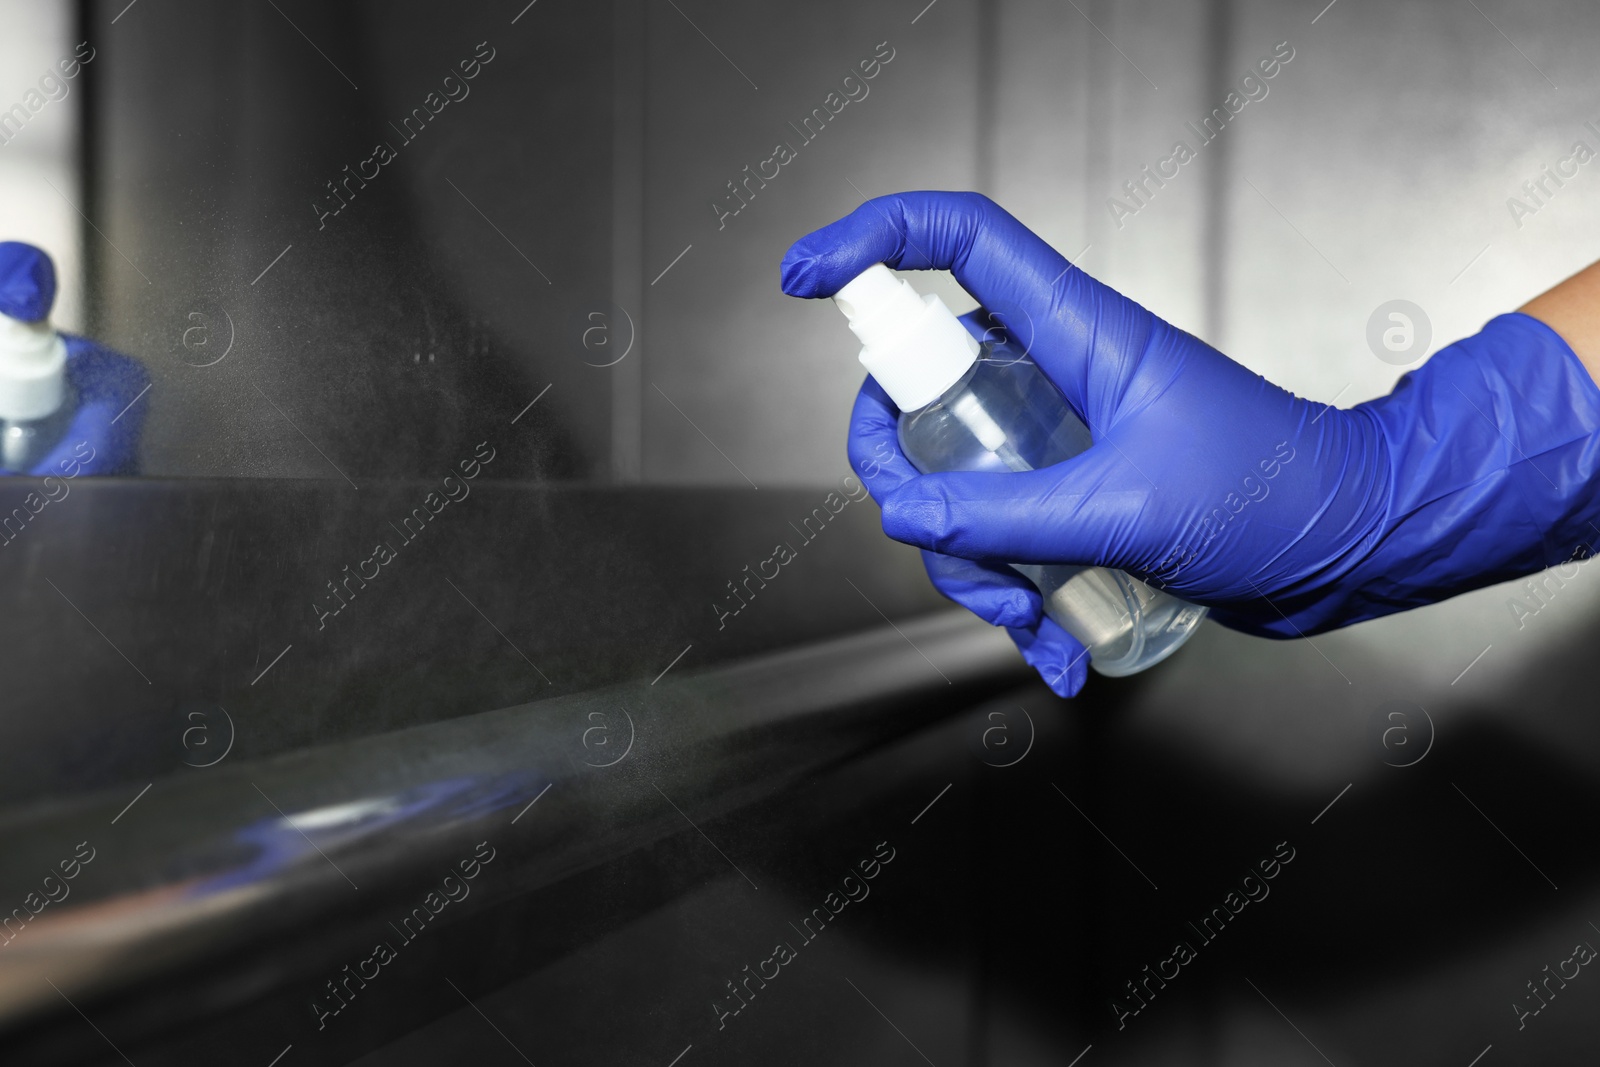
[0,610,1025,1059]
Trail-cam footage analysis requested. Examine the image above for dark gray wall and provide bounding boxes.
[60,3,1600,1063]
[89,0,1600,489]
[93,0,611,480]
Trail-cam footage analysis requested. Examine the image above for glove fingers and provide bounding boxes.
[780,191,1061,306]
[924,539,1090,697]
[880,445,1154,570]
[780,192,1119,417]
[920,550,1043,629]
[846,311,1008,500]
[1006,615,1091,698]
[29,337,151,476]
[847,377,921,503]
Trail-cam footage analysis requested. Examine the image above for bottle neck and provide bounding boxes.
[0,316,67,421]
[904,353,985,416]
[835,267,981,412]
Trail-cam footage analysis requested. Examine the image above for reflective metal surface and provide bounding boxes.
[0,477,939,805]
[0,607,1023,1063]
[3,0,1600,1063]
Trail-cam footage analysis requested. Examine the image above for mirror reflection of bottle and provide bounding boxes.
[832,264,1206,677]
[0,309,73,473]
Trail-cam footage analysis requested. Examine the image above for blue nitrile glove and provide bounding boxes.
[849,324,1098,698]
[781,192,1600,695]
[0,241,148,476]
[32,335,150,476]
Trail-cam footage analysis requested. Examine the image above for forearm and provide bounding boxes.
[1521,259,1600,386]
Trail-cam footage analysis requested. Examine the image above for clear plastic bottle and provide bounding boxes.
[833,264,1205,677]
[0,304,72,473]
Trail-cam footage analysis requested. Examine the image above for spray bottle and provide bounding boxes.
[0,282,72,473]
[0,241,150,477]
[833,264,1205,677]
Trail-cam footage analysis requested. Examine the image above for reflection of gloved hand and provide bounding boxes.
[0,241,148,476]
[781,192,1600,691]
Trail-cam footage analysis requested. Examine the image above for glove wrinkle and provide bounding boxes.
[786,195,1600,692]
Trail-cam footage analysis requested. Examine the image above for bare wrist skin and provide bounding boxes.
[1521,259,1600,385]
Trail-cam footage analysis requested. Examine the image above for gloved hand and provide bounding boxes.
[781,191,1600,696]
[0,241,148,475]
[849,324,1103,697]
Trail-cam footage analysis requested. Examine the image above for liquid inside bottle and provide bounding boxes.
[897,343,1206,676]
[0,389,75,473]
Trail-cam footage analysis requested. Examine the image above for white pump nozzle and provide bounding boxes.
[0,313,66,422]
[832,264,979,412]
